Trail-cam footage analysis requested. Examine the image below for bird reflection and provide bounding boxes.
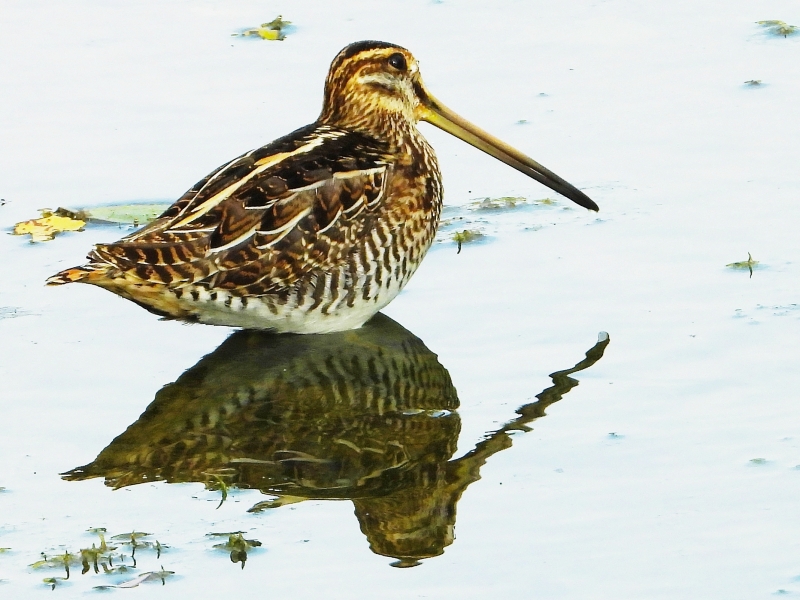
[63,314,609,567]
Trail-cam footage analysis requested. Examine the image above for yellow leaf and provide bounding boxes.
[12,211,85,242]
[257,28,281,40]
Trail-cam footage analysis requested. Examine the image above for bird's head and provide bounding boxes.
[319,41,598,211]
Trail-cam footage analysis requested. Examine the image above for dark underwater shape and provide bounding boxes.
[63,315,609,565]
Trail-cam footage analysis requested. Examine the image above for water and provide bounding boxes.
[2,0,800,597]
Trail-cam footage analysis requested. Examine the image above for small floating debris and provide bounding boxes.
[757,20,798,37]
[749,457,768,465]
[726,252,759,277]
[12,209,85,242]
[744,79,762,86]
[237,16,292,40]
[453,229,484,253]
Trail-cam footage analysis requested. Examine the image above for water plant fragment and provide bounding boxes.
[469,196,528,210]
[43,576,64,590]
[110,531,162,566]
[210,532,262,568]
[239,16,292,40]
[757,20,798,37]
[12,209,85,242]
[30,551,79,578]
[453,229,485,253]
[726,252,759,277]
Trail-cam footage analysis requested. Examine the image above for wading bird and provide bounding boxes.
[48,41,597,333]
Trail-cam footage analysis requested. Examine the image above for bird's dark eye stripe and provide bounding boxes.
[388,53,407,71]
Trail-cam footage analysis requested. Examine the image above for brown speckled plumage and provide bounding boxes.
[47,41,596,333]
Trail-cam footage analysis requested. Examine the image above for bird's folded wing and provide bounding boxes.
[88,124,394,293]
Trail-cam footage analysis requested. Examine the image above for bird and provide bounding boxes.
[47,40,598,333]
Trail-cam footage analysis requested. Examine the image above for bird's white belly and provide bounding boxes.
[182,268,410,333]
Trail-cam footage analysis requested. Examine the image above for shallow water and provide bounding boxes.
[2,0,800,597]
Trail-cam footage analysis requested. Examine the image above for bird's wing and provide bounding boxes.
[89,124,394,294]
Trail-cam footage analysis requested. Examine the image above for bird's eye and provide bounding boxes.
[388,53,407,71]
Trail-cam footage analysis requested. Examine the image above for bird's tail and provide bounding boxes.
[46,263,111,286]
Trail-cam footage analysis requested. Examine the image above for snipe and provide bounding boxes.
[47,40,597,333]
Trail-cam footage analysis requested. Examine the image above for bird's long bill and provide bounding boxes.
[418,92,598,211]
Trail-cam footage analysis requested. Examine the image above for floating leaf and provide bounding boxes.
[12,209,85,242]
[80,203,170,226]
[757,20,798,36]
